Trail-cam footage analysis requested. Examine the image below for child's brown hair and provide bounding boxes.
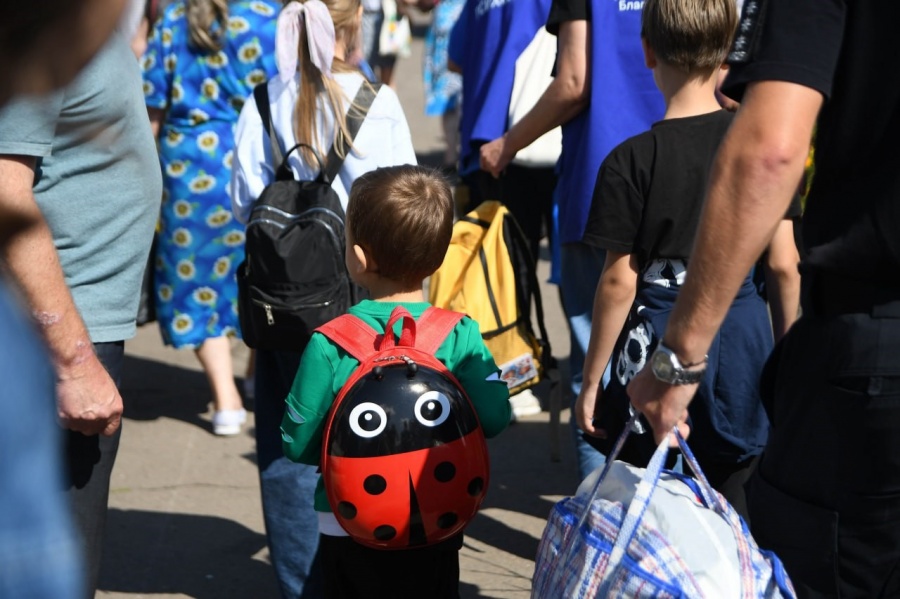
[346,165,454,289]
[641,0,738,74]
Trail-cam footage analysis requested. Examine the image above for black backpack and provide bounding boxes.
[236,81,380,353]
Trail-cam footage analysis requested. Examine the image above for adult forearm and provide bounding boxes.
[627,81,821,445]
[0,155,122,435]
[0,157,91,365]
[480,20,588,177]
[664,82,819,364]
[504,76,588,157]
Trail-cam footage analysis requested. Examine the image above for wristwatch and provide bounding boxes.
[649,342,707,385]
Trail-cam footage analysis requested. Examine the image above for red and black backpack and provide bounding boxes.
[316,305,490,550]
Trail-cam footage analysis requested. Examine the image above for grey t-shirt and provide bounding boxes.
[0,33,162,342]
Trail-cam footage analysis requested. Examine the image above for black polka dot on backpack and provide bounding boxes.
[434,461,456,483]
[363,474,387,495]
[373,525,396,541]
[437,512,458,529]
[337,501,357,519]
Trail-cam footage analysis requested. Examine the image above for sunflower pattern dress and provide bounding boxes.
[423,0,464,117]
[142,0,278,348]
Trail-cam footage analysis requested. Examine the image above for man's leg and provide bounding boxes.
[254,349,323,599]
[750,310,900,598]
[500,164,556,260]
[65,340,124,599]
[559,242,608,481]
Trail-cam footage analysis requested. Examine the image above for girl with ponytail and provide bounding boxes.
[230,1,415,596]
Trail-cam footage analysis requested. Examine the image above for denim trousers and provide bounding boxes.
[0,280,83,599]
[559,242,608,482]
[255,349,324,599]
[66,340,124,599]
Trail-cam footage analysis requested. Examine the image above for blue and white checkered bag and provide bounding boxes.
[532,416,796,598]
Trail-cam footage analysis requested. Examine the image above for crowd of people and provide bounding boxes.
[0,0,897,598]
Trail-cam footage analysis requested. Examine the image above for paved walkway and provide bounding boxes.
[97,26,580,599]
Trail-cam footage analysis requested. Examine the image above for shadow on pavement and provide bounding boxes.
[99,508,277,598]
[120,354,254,436]
[467,415,578,564]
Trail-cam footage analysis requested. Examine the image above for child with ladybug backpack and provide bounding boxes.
[281,164,511,598]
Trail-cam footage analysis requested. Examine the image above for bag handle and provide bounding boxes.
[253,80,382,184]
[553,413,757,599]
[377,306,416,350]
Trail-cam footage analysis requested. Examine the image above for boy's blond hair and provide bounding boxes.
[641,0,738,73]
[347,165,454,289]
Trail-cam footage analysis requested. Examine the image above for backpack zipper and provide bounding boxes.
[251,297,337,325]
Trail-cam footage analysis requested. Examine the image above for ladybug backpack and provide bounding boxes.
[316,305,490,550]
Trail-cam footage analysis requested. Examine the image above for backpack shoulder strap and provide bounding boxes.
[253,82,285,170]
[320,81,383,185]
[315,314,379,362]
[414,307,464,355]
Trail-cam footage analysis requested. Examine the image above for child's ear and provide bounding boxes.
[353,244,379,274]
[641,38,657,69]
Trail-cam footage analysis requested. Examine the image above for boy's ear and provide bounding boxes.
[353,244,379,274]
[641,37,657,69]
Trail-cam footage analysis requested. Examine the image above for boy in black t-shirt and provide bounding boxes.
[574,0,797,518]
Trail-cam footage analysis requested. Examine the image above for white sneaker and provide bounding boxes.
[509,388,542,420]
[212,408,247,436]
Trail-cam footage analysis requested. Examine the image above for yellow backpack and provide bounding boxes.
[428,201,552,396]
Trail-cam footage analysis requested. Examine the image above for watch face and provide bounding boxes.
[651,349,676,381]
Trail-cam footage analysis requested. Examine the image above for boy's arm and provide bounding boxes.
[763,218,800,342]
[281,335,336,465]
[576,251,639,437]
[453,320,511,438]
[479,19,589,177]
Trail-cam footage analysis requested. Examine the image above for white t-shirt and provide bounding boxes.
[230,71,417,223]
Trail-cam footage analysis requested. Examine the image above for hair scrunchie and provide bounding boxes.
[276,0,336,83]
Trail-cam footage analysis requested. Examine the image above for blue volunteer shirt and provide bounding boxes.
[450,0,552,178]
[557,0,664,244]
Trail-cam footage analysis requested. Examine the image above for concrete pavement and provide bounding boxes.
[97,26,580,599]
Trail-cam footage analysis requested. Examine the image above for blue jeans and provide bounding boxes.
[0,279,83,599]
[255,349,324,599]
[559,242,608,482]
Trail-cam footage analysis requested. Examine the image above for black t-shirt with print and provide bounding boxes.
[583,110,735,270]
[724,0,900,284]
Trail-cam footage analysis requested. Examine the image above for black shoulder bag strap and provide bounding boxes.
[253,82,284,173]
[320,81,381,185]
[253,81,382,184]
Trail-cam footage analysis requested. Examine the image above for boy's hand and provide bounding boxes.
[575,384,607,439]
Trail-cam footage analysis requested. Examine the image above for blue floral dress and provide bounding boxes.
[142,0,278,348]
[423,0,464,116]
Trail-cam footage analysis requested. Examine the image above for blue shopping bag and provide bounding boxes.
[532,416,796,598]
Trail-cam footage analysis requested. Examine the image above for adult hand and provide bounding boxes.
[627,367,694,445]
[56,351,123,437]
[479,136,512,178]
